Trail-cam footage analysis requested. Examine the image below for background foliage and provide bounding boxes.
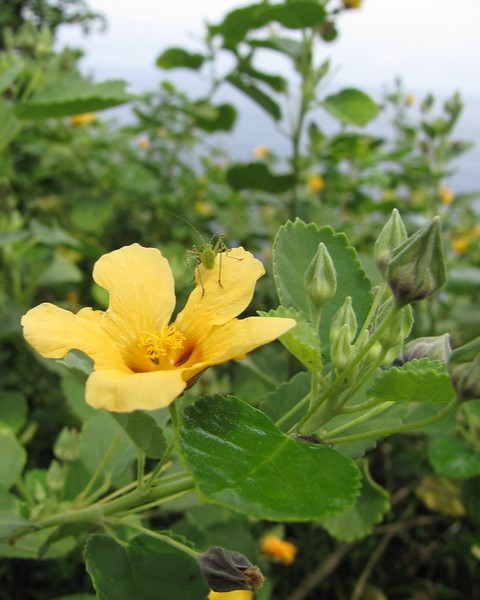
[1,0,480,598]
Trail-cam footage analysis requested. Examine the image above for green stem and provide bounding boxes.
[105,518,200,560]
[327,398,459,445]
[36,474,195,529]
[298,300,402,434]
[72,434,122,507]
[323,402,394,439]
[137,450,146,490]
[276,391,311,429]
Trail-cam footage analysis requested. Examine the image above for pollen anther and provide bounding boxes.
[139,325,186,363]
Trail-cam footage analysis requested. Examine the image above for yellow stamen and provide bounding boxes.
[138,325,186,363]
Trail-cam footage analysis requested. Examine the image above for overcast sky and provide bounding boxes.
[58,0,480,97]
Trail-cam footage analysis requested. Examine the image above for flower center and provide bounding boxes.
[138,325,186,365]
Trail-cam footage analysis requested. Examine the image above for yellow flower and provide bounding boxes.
[343,0,362,8]
[261,534,298,565]
[70,112,96,126]
[194,201,213,217]
[439,186,454,205]
[405,93,415,106]
[137,136,150,150]
[208,591,253,600]
[451,236,470,254]
[307,174,325,193]
[21,244,295,412]
[253,145,268,159]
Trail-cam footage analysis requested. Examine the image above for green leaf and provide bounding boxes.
[237,62,287,92]
[260,371,310,431]
[30,219,80,246]
[190,101,237,132]
[156,48,204,70]
[0,99,21,150]
[322,460,390,541]
[37,252,83,286]
[53,594,97,600]
[264,2,327,29]
[79,412,137,485]
[212,0,326,42]
[0,63,24,94]
[260,307,322,372]
[226,162,295,192]
[227,74,282,120]
[428,435,480,478]
[323,88,380,126]
[0,431,26,489]
[0,391,28,433]
[273,220,373,356]
[0,526,76,558]
[462,477,480,523]
[368,359,456,404]
[0,511,31,540]
[324,402,410,458]
[248,37,303,61]
[16,76,131,119]
[113,411,167,459]
[85,533,209,600]
[180,395,360,521]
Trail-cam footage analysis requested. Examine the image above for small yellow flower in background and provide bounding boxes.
[208,590,253,600]
[451,235,470,254]
[253,145,269,159]
[439,185,454,205]
[22,244,295,412]
[343,0,362,8]
[137,136,151,150]
[70,112,96,126]
[405,93,416,106]
[194,200,213,217]
[307,174,325,193]
[261,534,298,565]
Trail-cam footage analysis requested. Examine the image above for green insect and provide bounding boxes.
[185,234,232,297]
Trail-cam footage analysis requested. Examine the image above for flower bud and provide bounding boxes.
[331,323,354,371]
[374,209,407,275]
[376,299,413,350]
[448,336,480,401]
[199,547,265,593]
[402,334,451,364]
[386,217,446,306]
[330,296,357,347]
[304,243,337,308]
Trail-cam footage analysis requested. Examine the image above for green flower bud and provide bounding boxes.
[448,335,480,401]
[304,243,337,308]
[402,334,451,363]
[330,296,357,347]
[354,329,383,363]
[386,217,446,306]
[449,357,480,401]
[374,209,407,274]
[376,298,413,349]
[199,546,265,592]
[331,323,354,371]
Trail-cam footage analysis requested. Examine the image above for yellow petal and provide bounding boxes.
[176,247,264,342]
[85,368,187,412]
[208,591,253,600]
[182,316,296,375]
[93,244,176,351]
[21,303,128,371]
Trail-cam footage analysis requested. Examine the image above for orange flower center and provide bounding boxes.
[138,325,186,365]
